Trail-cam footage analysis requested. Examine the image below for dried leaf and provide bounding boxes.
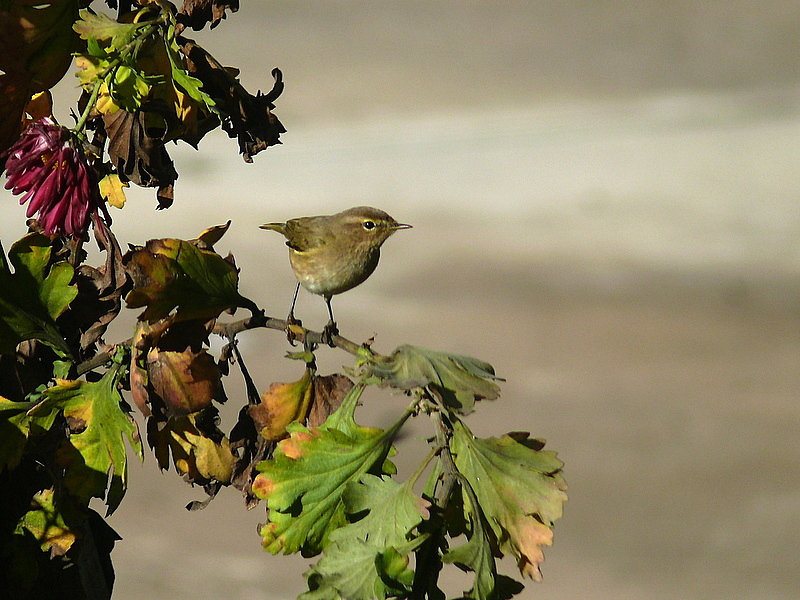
[308,373,353,428]
[146,344,221,416]
[177,0,239,31]
[129,319,223,418]
[73,217,129,350]
[181,40,285,162]
[249,369,313,442]
[147,409,235,485]
[102,108,178,207]
[123,235,249,323]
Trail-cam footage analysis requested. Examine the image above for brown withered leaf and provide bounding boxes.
[147,346,221,417]
[177,0,239,31]
[308,373,354,427]
[123,234,251,324]
[129,320,224,419]
[130,320,154,417]
[180,40,285,162]
[230,402,273,508]
[73,216,130,350]
[103,108,178,209]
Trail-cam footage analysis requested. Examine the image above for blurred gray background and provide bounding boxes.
[4,1,800,599]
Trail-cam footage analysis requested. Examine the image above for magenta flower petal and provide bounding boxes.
[2,118,100,238]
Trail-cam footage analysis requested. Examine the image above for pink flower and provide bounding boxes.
[3,118,100,238]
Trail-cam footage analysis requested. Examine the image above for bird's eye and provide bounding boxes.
[363,220,376,230]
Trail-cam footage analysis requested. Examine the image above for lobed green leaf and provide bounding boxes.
[369,345,502,414]
[0,234,77,356]
[39,367,143,514]
[451,421,567,582]
[253,385,398,556]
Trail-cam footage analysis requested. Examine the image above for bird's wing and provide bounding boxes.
[283,217,328,252]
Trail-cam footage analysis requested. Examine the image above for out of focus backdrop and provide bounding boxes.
[4,2,800,599]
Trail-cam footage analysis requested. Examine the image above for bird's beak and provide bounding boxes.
[393,223,412,230]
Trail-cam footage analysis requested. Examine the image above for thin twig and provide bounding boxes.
[76,309,379,376]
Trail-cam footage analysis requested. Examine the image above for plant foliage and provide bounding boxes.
[0,2,566,599]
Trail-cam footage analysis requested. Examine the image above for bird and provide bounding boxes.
[260,206,411,342]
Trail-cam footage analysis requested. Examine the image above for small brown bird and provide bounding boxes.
[260,206,411,340]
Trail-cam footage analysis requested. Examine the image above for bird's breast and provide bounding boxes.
[289,245,380,296]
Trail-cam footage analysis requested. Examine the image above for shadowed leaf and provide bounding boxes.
[0,0,78,154]
[369,345,502,414]
[0,234,77,356]
[124,233,248,323]
[38,367,143,514]
[14,488,76,556]
[147,409,235,485]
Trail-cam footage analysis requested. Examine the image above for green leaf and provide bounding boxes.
[369,345,502,414]
[73,10,144,52]
[124,236,250,323]
[442,482,501,600]
[164,35,218,114]
[14,488,77,556]
[109,64,153,111]
[0,234,77,356]
[335,474,427,548]
[451,422,567,582]
[300,475,425,600]
[40,367,143,514]
[303,539,414,600]
[253,384,398,556]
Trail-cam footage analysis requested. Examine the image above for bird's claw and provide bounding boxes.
[321,320,339,347]
[286,313,303,345]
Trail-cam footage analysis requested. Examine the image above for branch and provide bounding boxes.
[412,400,459,598]
[75,309,376,375]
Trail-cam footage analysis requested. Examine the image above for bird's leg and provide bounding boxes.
[285,282,303,345]
[321,296,338,346]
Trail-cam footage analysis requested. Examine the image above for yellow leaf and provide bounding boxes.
[147,413,235,484]
[194,221,231,249]
[23,91,53,123]
[99,173,129,209]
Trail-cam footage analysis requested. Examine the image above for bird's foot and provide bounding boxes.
[321,320,339,347]
[286,312,304,346]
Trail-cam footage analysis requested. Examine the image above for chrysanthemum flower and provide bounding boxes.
[3,117,100,237]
